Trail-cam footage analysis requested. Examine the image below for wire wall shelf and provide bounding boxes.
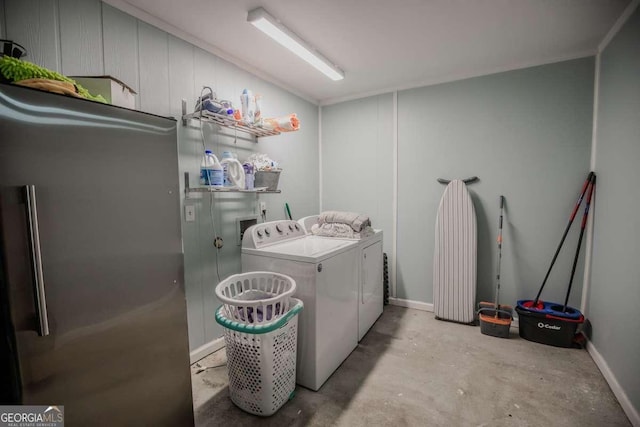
[184,172,280,198]
[181,100,280,138]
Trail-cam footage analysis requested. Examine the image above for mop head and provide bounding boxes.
[516,300,583,320]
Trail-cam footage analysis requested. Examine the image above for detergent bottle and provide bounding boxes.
[221,151,233,187]
[200,150,223,186]
[220,154,246,189]
[240,89,255,125]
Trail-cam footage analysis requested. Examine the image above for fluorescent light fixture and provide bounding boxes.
[247,7,344,81]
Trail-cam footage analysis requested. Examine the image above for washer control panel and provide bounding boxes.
[242,220,305,248]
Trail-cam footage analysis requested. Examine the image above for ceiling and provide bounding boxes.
[112,0,630,105]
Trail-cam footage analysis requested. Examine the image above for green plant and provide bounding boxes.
[0,56,106,103]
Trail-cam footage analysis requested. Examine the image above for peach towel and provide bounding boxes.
[263,114,299,132]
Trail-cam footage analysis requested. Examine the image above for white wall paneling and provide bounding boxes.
[321,94,394,262]
[392,90,398,297]
[4,0,60,71]
[318,106,323,212]
[137,21,169,116]
[193,47,216,101]
[102,3,139,94]
[168,35,194,119]
[58,0,104,75]
[0,0,6,39]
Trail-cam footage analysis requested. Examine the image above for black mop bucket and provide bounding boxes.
[516,300,584,347]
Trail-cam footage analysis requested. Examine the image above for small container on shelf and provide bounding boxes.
[254,170,281,191]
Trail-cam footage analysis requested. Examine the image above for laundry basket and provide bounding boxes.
[215,272,296,325]
[215,297,303,416]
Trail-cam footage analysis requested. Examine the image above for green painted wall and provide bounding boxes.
[397,58,594,307]
[589,6,640,417]
[321,94,394,258]
[321,59,594,310]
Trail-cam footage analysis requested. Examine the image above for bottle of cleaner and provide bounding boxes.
[243,163,254,190]
[240,89,255,125]
[221,157,246,189]
[221,151,234,187]
[200,150,223,186]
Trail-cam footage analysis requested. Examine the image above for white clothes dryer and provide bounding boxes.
[298,215,384,341]
[354,230,384,341]
[241,220,359,391]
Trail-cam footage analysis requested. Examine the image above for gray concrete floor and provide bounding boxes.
[191,305,630,426]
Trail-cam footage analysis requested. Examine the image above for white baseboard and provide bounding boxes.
[389,298,521,328]
[190,337,225,365]
[388,297,434,312]
[587,340,639,426]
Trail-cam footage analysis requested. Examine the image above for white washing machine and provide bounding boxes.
[298,216,384,341]
[241,220,359,391]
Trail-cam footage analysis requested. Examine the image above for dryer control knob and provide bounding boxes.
[256,229,263,237]
[289,224,294,231]
[294,224,300,231]
[276,224,283,233]
[265,227,271,236]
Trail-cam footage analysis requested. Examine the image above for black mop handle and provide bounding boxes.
[563,174,596,311]
[534,171,594,304]
[495,195,504,310]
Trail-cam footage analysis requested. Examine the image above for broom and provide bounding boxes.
[478,196,513,337]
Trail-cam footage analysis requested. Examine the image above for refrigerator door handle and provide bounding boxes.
[25,185,50,336]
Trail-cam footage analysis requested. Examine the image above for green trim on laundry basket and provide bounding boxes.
[215,299,303,334]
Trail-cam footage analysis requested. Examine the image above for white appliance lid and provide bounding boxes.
[242,235,358,263]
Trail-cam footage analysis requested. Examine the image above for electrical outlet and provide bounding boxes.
[185,205,196,222]
[259,201,267,212]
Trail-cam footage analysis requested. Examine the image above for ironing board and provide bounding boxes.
[433,179,477,324]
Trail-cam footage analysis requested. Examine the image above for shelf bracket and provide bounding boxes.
[184,171,191,198]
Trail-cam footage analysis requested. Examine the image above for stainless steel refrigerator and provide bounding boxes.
[0,83,194,425]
